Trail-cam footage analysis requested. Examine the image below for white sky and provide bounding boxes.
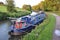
[0,0,44,8]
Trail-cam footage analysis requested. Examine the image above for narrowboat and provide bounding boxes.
[9,11,46,35]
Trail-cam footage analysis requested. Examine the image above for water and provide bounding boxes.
[0,21,30,40]
[0,21,11,40]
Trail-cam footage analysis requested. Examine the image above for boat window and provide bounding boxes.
[21,18,25,21]
[39,17,40,19]
[17,22,24,23]
[21,22,25,24]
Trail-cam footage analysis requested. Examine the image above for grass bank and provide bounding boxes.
[0,5,7,12]
[0,11,31,20]
[0,5,31,20]
[22,13,56,40]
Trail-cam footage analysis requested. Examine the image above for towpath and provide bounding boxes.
[52,14,60,40]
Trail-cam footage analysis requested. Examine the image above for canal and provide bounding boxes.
[0,21,11,40]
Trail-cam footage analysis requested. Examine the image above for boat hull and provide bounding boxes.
[9,26,35,35]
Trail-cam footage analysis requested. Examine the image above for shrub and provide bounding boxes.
[7,11,31,18]
[0,11,31,20]
[0,12,8,20]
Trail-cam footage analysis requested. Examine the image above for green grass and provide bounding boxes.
[37,14,56,40]
[0,5,7,12]
[22,13,56,40]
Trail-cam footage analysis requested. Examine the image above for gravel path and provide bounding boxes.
[52,14,60,40]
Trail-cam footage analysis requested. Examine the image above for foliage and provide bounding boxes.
[22,14,56,40]
[32,0,60,11]
[32,5,40,11]
[54,11,60,16]
[0,12,8,21]
[22,4,32,12]
[0,5,31,20]
[6,0,15,12]
[0,11,31,20]
[7,11,31,18]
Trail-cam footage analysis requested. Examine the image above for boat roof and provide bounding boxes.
[30,12,38,16]
[16,15,31,22]
[16,17,21,22]
[16,11,40,22]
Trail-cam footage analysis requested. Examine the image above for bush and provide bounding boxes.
[0,11,31,20]
[7,11,31,18]
[0,12,8,21]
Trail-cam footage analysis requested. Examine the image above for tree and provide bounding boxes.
[32,0,60,11]
[0,2,4,5]
[6,0,15,12]
[22,4,32,12]
[43,0,60,11]
[32,5,40,11]
[38,1,45,11]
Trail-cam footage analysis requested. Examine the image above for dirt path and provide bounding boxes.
[52,14,60,40]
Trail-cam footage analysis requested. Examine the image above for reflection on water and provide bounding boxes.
[9,35,22,40]
[0,21,11,40]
